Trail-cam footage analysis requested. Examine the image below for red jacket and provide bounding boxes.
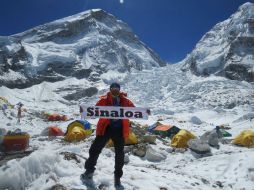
[95,91,135,138]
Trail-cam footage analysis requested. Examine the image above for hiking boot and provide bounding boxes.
[81,171,93,179]
[80,171,94,186]
[114,177,121,187]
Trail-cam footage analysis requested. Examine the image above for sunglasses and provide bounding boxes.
[110,87,120,90]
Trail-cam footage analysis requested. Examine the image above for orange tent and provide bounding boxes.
[154,125,172,131]
[41,126,64,136]
[47,113,68,121]
[153,125,180,138]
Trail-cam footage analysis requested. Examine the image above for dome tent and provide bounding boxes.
[41,126,64,136]
[232,130,254,148]
[64,120,93,142]
[171,129,196,148]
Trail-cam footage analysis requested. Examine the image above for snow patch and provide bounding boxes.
[100,70,128,85]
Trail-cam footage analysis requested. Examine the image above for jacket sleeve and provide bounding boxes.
[95,98,107,106]
[128,99,135,107]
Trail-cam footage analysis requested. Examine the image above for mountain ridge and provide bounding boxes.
[0,9,166,89]
[181,2,254,82]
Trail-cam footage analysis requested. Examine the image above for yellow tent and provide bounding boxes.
[64,120,93,142]
[107,131,138,147]
[232,130,254,148]
[171,129,196,148]
[0,96,8,103]
[0,96,13,109]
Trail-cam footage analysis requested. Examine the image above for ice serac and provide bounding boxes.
[181,2,254,82]
[0,9,166,88]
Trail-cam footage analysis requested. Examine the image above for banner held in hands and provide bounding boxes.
[80,105,149,120]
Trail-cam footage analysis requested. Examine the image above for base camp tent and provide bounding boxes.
[64,120,93,142]
[147,122,162,132]
[0,129,30,152]
[46,113,68,121]
[153,125,180,138]
[148,122,180,139]
[41,126,64,136]
[171,129,196,148]
[232,130,254,148]
[220,129,232,137]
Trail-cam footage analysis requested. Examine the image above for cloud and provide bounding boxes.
[120,0,124,4]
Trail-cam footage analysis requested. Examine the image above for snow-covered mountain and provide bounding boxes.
[0,3,254,190]
[181,2,254,82]
[0,9,166,88]
[0,3,253,112]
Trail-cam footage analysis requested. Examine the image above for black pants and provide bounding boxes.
[85,125,125,178]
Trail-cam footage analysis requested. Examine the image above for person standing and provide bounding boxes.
[17,102,23,124]
[81,83,135,187]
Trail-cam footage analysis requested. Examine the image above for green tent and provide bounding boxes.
[220,129,232,137]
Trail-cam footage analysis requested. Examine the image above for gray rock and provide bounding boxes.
[49,184,67,190]
[190,116,203,125]
[62,87,98,101]
[142,135,156,144]
[132,144,147,157]
[145,145,166,162]
[188,139,211,154]
[124,146,132,153]
[200,127,223,148]
[124,155,130,164]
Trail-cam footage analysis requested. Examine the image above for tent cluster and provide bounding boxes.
[35,119,253,152]
[0,120,94,152]
[146,121,254,155]
[148,122,196,148]
[64,120,137,145]
[39,120,93,142]
[1,101,253,155]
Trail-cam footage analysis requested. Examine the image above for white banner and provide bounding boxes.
[80,105,149,120]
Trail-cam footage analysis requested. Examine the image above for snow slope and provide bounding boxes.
[0,64,254,190]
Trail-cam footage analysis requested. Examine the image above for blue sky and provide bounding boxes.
[0,0,253,62]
